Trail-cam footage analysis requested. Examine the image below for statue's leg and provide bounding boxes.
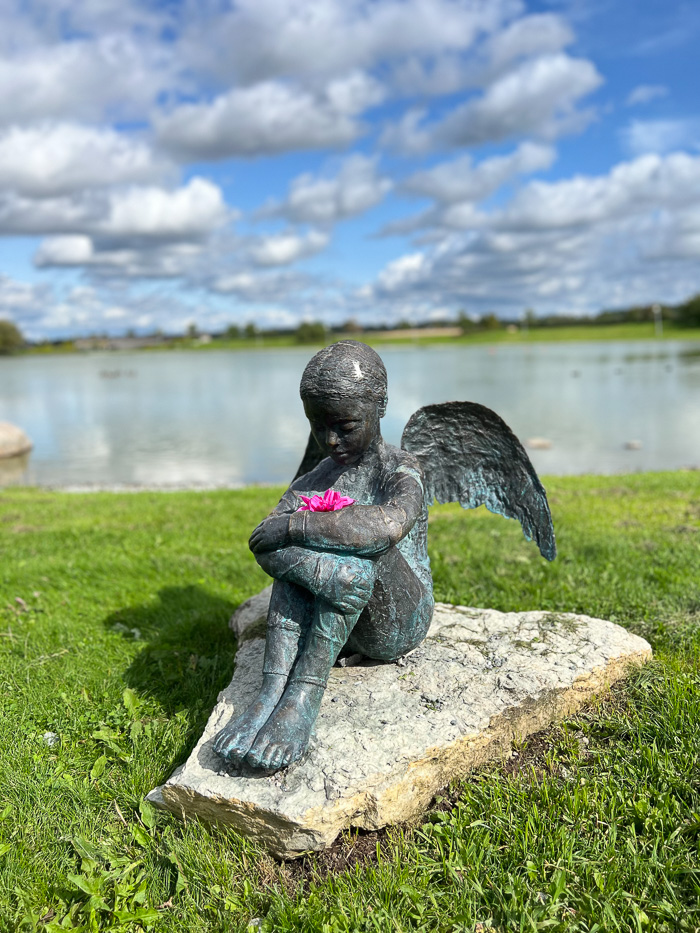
[346,547,434,661]
[245,556,376,772]
[213,580,310,764]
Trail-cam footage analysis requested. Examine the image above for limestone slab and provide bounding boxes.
[149,602,651,858]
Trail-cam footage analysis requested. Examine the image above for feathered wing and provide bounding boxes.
[401,402,556,560]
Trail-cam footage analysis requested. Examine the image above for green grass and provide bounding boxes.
[0,473,699,931]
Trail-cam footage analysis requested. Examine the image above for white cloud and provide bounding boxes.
[34,236,95,266]
[376,252,431,293]
[626,84,668,107]
[390,12,573,97]
[379,142,555,237]
[210,270,309,303]
[103,306,130,320]
[156,74,384,160]
[249,229,330,266]
[178,0,519,86]
[0,35,174,126]
[497,152,700,231]
[101,177,228,239]
[34,237,206,278]
[2,177,228,242]
[0,123,170,197]
[385,53,602,153]
[263,155,392,226]
[403,142,555,204]
[487,14,574,69]
[0,274,49,318]
[621,118,700,156]
[367,150,700,320]
[437,52,602,146]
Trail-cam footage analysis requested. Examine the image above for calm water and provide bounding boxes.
[1,341,699,487]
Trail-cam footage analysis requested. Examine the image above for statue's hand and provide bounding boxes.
[249,515,290,553]
[317,560,373,614]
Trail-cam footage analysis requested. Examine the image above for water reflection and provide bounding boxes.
[0,340,699,487]
[0,452,30,486]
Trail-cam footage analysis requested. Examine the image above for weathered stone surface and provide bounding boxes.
[0,422,32,460]
[149,602,651,858]
[228,585,273,638]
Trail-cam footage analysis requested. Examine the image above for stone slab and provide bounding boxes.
[149,601,651,858]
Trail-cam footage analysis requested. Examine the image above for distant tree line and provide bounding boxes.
[0,319,24,354]
[456,294,700,333]
[4,293,700,354]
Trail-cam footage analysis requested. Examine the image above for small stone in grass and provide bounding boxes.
[43,732,60,747]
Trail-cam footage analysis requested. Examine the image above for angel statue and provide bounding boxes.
[214,340,555,773]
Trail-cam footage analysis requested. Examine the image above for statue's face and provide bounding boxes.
[303,395,380,466]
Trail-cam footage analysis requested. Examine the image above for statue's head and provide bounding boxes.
[299,340,387,466]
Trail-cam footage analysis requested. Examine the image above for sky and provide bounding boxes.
[0,0,698,340]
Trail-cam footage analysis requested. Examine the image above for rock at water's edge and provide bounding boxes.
[150,602,651,858]
[0,422,32,460]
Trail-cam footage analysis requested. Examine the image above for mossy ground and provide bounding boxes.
[0,473,698,931]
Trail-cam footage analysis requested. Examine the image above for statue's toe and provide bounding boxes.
[245,738,266,769]
[214,720,261,763]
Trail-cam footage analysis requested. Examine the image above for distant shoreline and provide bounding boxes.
[15,321,700,356]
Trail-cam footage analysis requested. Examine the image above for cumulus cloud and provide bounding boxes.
[156,74,385,160]
[2,177,228,242]
[210,269,309,303]
[385,53,602,153]
[390,12,573,97]
[621,118,700,156]
[375,252,431,293]
[101,177,228,239]
[487,13,574,71]
[367,150,700,320]
[34,237,206,279]
[404,142,555,204]
[0,36,174,126]
[0,274,50,319]
[379,142,554,237]
[178,0,519,86]
[262,155,392,226]
[496,152,700,231]
[626,84,669,107]
[0,124,171,197]
[249,229,330,266]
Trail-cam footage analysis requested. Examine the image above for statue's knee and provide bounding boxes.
[336,557,375,590]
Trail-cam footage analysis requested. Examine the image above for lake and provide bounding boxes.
[1,340,699,488]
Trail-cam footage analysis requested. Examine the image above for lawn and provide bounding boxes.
[0,473,699,931]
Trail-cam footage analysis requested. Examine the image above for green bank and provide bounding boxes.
[0,473,699,931]
[17,320,700,355]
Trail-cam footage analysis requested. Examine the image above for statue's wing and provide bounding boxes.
[292,431,326,482]
[401,402,556,560]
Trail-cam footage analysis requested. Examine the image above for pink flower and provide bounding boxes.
[297,489,355,512]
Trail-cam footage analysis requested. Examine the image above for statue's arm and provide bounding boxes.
[287,469,424,558]
[267,486,301,517]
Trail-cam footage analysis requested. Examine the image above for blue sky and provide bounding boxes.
[0,0,698,339]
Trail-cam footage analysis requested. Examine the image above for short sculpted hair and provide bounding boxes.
[300,340,388,415]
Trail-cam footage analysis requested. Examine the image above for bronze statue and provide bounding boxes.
[214,340,555,772]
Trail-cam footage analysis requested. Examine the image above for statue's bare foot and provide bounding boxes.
[213,674,287,764]
[245,681,324,772]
